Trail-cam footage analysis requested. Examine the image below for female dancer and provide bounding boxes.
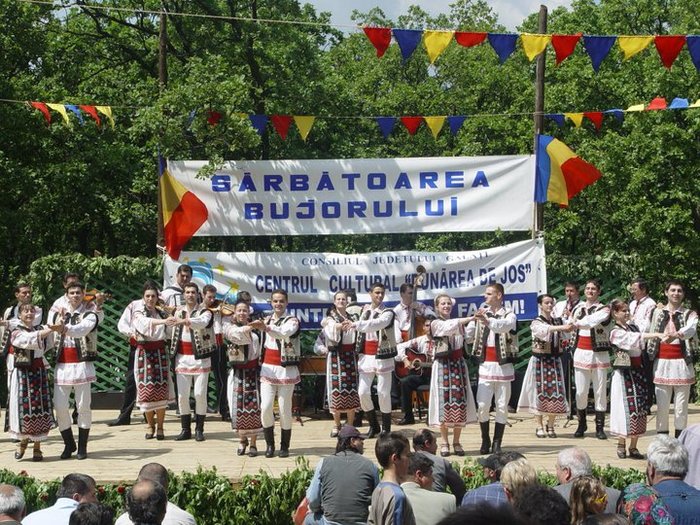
[132,282,176,440]
[223,300,263,457]
[518,294,573,437]
[609,299,663,459]
[6,303,58,460]
[428,294,477,457]
[320,291,360,437]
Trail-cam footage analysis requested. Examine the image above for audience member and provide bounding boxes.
[68,503,114,525]
[511,483,571,525]
[401,454,456,525]
[616,483,673,525]
[412,429,466,502]
[436,503,528,525]
[0,484,25,525]
[678,423,700,489]
[23,474,97,525]
[460,451,524,508]
[553,447,620,513]
[126,480,167,525]
[646,434,700,524]
[570,475,607,524]
[304,425,379,525]
[499,458,537,503]
[581,514,630,525]
[367,432,416,525]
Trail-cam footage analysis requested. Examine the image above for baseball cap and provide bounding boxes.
[338,425,365,439]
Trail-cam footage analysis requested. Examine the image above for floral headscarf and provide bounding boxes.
[617,482,674,525]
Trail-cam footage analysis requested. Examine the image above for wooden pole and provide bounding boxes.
[532,5,547,236]
[156,8,168,251]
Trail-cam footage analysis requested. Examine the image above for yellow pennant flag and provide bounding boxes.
[626,104,645,112]
[617,36,653,60]
[46,103,72,128]
[423,116,446,138]
[293,116,315,142]
[95,106,115,129]
[424,31,454,64]
[690,99,700,108]
[564,113,584,127]
[520,33,552,61]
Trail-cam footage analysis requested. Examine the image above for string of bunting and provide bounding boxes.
[25,101,114,128]
[362,28,700,71]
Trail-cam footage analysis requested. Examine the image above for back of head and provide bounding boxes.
[137,463,169,491]
[57,474,96,501]
[68,502,114,525]
[500,458,538,502]
[581,514,631,525]
[407,453,433,477]
[512,483,570,525]
[570,475,607,525]
[647,434,689,478]
[127,480,167,525]
[436,503,528,525]
[412,428,435,452]
[0,484,25,520]
[375,432,410,469]
[558,447,593,479]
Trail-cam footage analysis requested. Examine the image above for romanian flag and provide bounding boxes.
[159,157,208,260]
[535,135,602,206]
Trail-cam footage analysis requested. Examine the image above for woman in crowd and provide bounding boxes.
[570,475,608,525]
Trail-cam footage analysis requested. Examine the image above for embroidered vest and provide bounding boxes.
[134,307,168,343]
[573,303,613,352]
[471,310,518,365]
[0,305,16,358]
[169,307,215,359]
[355,306,397,359]
[225,322,251,366]
[531,315,564,356]
[264,315,301,367]
[646,308,697,365]
[10,325,36,368]
[54,311,99,362]
[610,323,639,369]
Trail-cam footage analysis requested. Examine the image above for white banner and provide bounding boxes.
[168,155,535,236]
[164,239,546,329]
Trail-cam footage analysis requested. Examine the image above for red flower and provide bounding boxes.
[40,494,48,501]
[19,470,28,477]
[634,495,654,513]
[117,485,126,494]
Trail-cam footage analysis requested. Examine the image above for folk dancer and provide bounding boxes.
[6,303,58,461]
[132,281,176,440]
[553,281,581,321]
[570,279,613,440]
[320,290,361,437]
[629,278,657,412]
[249,289,301,458]
[395,317,434,426]
[517,294,573,438]
[430,295,478,457]
[465,283,518,454]
[646,280,698,438]
[223,300,263,457]
[347,282,401,438]
[49,281,103,460]
[170,282,214,442]
[160,264,192,307]
[608,299,663,459]
[203,284,230,421]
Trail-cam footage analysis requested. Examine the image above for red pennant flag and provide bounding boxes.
[583,111,603,130]
[551,33,582,65]
[30,101,51,125]
[646,97,667,110]
[400,116,423,135]
[206,109,222,126]
[271,115,293,139]
[654,35,686,69]
[363,27,392,57]
[454,32,487,48]
[79,105,102,127]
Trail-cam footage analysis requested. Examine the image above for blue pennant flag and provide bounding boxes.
[686,36,700,71]
[446,115,467,135]
[582,35,616,72]
[545,114,565,127]
[487,33,518,64]
[604,109,625,123]
[64,105,85,125]
[249,114,268,135]
[393,29,423,61]
[376,117,397,138]
[668,98,689,110]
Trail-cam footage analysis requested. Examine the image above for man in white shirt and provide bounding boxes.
[23,474,97,525]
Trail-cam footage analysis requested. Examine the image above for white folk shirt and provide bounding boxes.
[260,314,301,385]
[133,307,169,342]
[653,307,698,385]
[52,303,103,385]
[393,301,435,334]
[117,299,143,340]
[572,304,611,370]
[465,307,516,382]
[353,304,401,374]
[173,306,212,375]
[9,323,50,371]
[629,296,656,332]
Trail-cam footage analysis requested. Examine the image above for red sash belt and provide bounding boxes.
[237,359,259,370]
[59,347,80,364]
[129,337,137,347]
[264,348,281,365]
[30,357,44,371]
[340,343,355,353]
[215,333,223,346]
[631,356,643,368]
[659,343,683,359]
[178,342,194,356]
[485,346,498,362]
[364,340,378,356]
[139,340,165,352]
[400,330,409,342]
[577,335,593,350]
[449,349,463,360]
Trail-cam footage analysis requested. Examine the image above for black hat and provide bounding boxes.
[338,425,365,440]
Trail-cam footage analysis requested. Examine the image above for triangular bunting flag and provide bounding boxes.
[363,27,392,58]
[293,116,315,141]
[95,106,114,128]
[447,115,466,135]
[626,104,645,112]
[270,115,293,139]
[564,113,584,127]
[582,35,616,72]
[488,33,518,64]
[424,116,446,138]
[668,97,689,109]
[583,111,603,130]
[617,35,653,60]
[249,114,268,135]
[376,117,396,138]
[690,99,700,108]
[646,97,667,110]
[604,109,625,123]
[684,36,700,71]
[29,102,51,125]
[400,116,423,135]
[551,33,582,65]
[424,30,454,64]
[79,105,101,127]
[454,31,487,48]
[654,35,686,69]
[393,29,423,61]
[46,103,72,127]
[64,105,85,125]
[546,114,566,127]
[206,109,222,126]
[520,33,551,61]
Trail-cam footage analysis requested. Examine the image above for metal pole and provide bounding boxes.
[532,5,547,236]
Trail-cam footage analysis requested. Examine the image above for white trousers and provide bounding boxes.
[260,382,295,430]
[574,367,608,412]
[477,380,511,424]
[55,383,92,431]
[176,373,208,416]
[358,371,392,413]
[655,383,691,432]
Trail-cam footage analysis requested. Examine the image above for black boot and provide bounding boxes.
[657,430,669,435]
[60,428,77,460]
[595,411,607,440]
[279,429,291,458]
[365,410,381,439]
[574,410,587,438]
[479,422,491,454]
[491,423,505,453]
[76,428,90,460]
[195,414,206,442]
[381,413,392,436]
[174,415,192,441]
[352,410,364,427]
[675,429,683,439]
[264,426,275,458]
[107,410,132,427]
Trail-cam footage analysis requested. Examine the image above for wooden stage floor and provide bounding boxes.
[3,406,699,484]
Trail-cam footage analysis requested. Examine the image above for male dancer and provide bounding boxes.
[161,264,193,307]
[629,277,657,412]
[553,281,580,321]
[203,284,229,420]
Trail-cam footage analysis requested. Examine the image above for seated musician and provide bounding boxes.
[395,317,435,425]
